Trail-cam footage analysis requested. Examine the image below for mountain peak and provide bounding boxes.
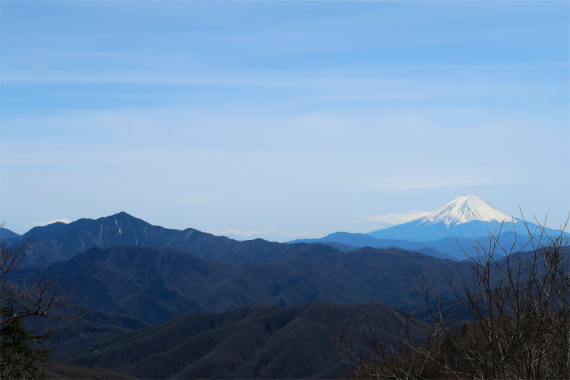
[419,195,514,227]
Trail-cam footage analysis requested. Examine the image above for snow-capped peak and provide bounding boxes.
[419,195,514,227]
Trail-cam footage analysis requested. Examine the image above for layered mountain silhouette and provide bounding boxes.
[12,212,339,267]
[16,245,462,324]
[14,195,559,267]
[12,240,459,378]
[8,197,561,379]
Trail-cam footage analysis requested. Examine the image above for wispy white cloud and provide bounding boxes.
[3,72,561,106]
[355,211,430,226]
[32,218,72,227]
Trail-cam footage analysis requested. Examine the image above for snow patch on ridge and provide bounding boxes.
[418,195,514,227]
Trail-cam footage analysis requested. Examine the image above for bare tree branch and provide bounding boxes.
[1,224,85,379]
[338,214,570,380]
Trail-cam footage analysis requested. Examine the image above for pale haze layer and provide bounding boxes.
[1,1,569,241]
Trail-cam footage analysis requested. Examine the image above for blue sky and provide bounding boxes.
[1,1,569,241]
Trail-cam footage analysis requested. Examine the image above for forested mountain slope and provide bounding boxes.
[19,245,463,324]
[64,301,428,379]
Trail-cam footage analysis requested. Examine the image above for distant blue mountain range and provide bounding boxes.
[291,195,568,260]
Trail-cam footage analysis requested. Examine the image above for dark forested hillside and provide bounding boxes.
[39,362,138,380]
[63,301,427,379]
[19,245,463,324]
[24,311,149,360]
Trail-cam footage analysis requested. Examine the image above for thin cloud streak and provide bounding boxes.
[356,211,431,226]
[3,73,563,98]
[32,218,73,227]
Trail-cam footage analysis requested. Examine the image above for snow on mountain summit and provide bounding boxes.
[419,195,515,227]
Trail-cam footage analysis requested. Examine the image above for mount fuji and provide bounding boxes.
[291,195,566,260]
[367,195,555,242]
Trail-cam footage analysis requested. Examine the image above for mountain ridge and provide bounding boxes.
[12,212,339,267]
[0,227,20,239]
